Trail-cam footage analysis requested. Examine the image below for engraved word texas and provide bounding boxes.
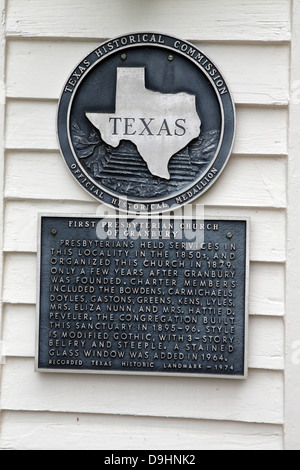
[86,68,201,180]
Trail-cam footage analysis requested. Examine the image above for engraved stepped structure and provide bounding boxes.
[101,142,197,184]
[72,121,220,198]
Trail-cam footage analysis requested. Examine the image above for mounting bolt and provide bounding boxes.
[226,232,233,239]
[168,54,174,61]
[51,228,57,236]
[121,53,127,61]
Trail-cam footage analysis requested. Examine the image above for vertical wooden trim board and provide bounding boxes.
[285,0,300,450]
[0,0,6,432]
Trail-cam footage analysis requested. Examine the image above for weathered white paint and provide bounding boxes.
[0,411,283,450]
[1,358,284,424]
[285,0,300,450]
[5,40,290,105]
[6,0,291,42]
[0,0,6,435]
[0,0,297,450]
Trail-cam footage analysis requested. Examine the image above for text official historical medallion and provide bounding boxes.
[57,33,236,214]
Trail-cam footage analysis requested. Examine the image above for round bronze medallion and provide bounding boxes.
[58,33,235,214]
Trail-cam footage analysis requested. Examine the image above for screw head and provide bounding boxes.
[51,228,57,236]
[121,53,127,61]
[168,55,174,61]
[226,232,233,239]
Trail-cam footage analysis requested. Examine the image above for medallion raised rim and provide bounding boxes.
[57,32,236,214]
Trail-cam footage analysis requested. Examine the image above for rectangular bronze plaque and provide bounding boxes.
[36,215,249,379]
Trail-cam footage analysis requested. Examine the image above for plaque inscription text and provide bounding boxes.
[37,216,248,378]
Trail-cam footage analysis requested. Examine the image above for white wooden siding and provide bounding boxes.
[5,0,291,42]
[1,0,294,450]
[0,411,283,451]
[285,0,300,449]
[0,0,6,448]
[5,39,290,105]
